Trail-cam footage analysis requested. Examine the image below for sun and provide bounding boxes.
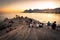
[35,2,56,9]
[45,2,56,9]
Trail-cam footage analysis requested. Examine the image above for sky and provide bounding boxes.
[0,0,60,12]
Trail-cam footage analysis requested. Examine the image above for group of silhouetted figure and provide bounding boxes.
[28,19,57,30]
[47,21,57,30]
[15,15,58,30]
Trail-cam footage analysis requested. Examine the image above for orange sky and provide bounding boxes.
[0,0,60,12]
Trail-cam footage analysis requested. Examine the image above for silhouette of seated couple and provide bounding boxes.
[47,21,57,30]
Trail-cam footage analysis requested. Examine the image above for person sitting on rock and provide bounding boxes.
[29,23,33,28]
[36,23,39,28]
[39,23,43,28]
[47,21,51,29]
[51,21,56,30]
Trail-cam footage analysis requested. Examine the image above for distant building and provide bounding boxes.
[55,8,60,13]
[23,8,60,13]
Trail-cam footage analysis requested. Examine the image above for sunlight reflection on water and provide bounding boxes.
[0,13,60,24]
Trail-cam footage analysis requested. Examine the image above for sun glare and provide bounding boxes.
[35,2,56,9]
[47,14,52,18]
[45,2,56,9]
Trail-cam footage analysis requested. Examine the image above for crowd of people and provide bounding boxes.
[0,15,59,33]
[29,22,43,28]
[29,20,57,30]
[28,18,43,28]
[16,15,56,30]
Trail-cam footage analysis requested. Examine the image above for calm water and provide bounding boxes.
[0,13,60,24]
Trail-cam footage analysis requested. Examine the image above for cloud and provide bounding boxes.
[0,0,60,7]
[0,0,24,7]
[0,0,45,4]
[0,0,31,7]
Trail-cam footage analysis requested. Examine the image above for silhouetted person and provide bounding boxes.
[9,20,14,23]
[29,23,33,28]
[25,16,28,19]
[16,15,20,20]
[4,18,8,22]
[51,21,56,30]
[36,23,39,28]
[39,23,43,28]
[20,16,23,19]
[47,21,51,29]
[29,19,32,23]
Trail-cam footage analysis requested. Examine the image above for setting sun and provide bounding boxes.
[35,2,56,9]
[44,2,56,9]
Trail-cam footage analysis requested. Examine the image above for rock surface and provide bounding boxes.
[0,16,60,40]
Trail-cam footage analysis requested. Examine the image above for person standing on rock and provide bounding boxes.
[51,21,56,30]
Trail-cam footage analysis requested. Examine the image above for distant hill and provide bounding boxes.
[23,8,60,13]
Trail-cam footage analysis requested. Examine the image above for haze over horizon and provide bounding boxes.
[0,0,60,12]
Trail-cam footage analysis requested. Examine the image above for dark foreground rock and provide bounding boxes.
[0,24,60,40]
